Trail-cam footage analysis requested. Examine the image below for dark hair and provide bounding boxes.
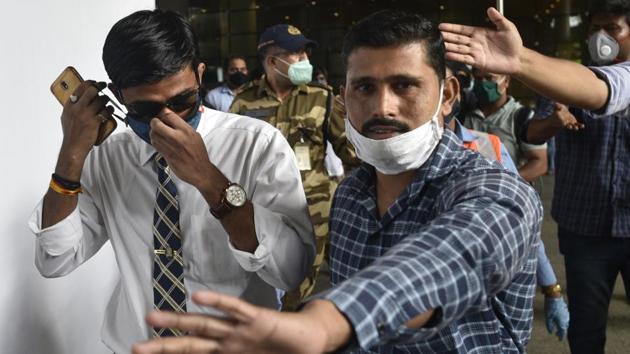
[102,10,199,89]
[589,0,630,24]
[223,54,247,72]
[341,10,445,81]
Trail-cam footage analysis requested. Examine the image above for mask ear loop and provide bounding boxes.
[431,82,445,141]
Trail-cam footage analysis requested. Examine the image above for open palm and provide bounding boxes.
[133,291,327,354]
[439,7,523,75]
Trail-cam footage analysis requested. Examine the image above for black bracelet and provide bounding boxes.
[52,173,81,190]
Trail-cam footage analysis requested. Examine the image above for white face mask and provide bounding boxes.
[346,84,444,175]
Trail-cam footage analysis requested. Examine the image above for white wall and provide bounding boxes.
[0,1,154,353]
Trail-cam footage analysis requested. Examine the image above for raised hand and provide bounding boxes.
[150,111,228,195]
[439,7,523,75]
[61,82,112,151]
[132,291,328,354]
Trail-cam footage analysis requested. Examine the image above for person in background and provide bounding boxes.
[440,3,630,352]
[446,61,569,341]
[204,55,249,112]
[230,24,358,309]
[312,66,328,86]
[462,68,548,183]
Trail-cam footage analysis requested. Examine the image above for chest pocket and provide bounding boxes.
[283,110,325,148]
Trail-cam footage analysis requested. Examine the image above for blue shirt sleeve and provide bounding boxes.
[589,61,630,117]
[536,241,558,286]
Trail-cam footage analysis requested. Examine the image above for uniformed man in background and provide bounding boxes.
[230,24,358,308]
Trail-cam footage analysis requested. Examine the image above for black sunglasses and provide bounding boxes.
[125,87,200,123]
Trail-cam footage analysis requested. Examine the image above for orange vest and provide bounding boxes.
[462,131,503,163]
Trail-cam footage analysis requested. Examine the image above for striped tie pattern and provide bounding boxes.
[152,154,186,337]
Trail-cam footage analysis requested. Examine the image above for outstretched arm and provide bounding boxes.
[439,7,609,111]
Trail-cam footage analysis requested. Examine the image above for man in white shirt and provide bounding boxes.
[28,9,314,353]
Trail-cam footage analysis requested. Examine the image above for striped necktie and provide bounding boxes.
[152,154,186,337]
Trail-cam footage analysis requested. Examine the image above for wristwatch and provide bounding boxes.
[541,283,563,297]
[210,182,247,219]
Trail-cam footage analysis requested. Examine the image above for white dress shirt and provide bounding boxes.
[28,109,315,353]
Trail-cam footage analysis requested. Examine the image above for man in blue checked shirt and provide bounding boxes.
[441,3,630,353]
[133,10,543,354]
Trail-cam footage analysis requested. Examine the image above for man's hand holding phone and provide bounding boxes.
[56,81,113,181]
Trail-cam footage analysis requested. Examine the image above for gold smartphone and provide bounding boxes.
[50,66,117,145]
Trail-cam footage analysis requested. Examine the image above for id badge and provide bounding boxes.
[294,143,312,171]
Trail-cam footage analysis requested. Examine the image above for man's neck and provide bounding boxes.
[480,95,508,117]
[375,170,417,218]
[265,74,294,101]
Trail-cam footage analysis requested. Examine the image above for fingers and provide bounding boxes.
[193,291,258,323]
[441,32,472,46]
[150,119,179,149]
[557,327,566,341]
[438,22,476,37]
[145,311,235,339]
[158,109,192,131]
[444,51,476,66]
[132,336,220,354]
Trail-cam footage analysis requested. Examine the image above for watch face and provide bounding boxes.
[225,184,247,207]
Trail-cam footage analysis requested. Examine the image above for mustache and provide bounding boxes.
[361,117,410,135]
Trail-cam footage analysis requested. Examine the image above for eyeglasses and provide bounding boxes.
[125,87,200,123]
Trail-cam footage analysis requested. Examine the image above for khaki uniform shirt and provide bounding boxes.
[230,78,358,233]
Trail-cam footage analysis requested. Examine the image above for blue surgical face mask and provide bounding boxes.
[126,96,202,145]
[273,57,313,85]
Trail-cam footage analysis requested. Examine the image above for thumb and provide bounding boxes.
[487,7,511,31]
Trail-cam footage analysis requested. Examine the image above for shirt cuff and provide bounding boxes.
[318,279,441,350]
[28,200,83,256]
[521,142,547,151]
[226,203,278,272]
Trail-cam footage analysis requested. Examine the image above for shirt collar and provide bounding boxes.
[220,84,235,95]
[474,96,516,119]
[345,130,466,225]
[454,118,476,143]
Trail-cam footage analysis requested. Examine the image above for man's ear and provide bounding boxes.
[196,62,206,83]
[440,75,459,120]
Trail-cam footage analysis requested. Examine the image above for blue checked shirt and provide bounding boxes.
[533,62,630,238]
[322,130,543,353]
